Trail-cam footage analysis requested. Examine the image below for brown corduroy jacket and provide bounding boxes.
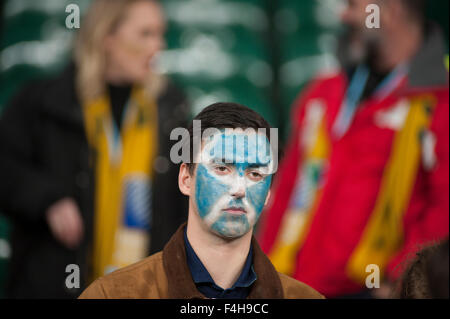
[79,224,324,299]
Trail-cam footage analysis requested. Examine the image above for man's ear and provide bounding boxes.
[178,163,193,196]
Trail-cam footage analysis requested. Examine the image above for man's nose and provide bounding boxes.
[230,178,246,198]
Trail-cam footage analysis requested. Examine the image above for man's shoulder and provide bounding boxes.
[78,252,167,299]
[277,272,325,299]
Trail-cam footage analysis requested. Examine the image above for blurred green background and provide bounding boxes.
[0,0,448,297]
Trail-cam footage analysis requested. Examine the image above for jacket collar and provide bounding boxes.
[162,223,284,299]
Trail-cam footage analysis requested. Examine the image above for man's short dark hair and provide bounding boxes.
[185,102,273,175]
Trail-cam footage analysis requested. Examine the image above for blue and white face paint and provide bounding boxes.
[194,129,274,238]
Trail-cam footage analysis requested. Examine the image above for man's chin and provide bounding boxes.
[210,221,251,239]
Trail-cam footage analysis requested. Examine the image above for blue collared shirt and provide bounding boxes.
[184,229,257,299]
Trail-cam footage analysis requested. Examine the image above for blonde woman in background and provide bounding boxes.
[0,0,189,298]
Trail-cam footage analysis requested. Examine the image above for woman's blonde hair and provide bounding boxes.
[74,0,165,102]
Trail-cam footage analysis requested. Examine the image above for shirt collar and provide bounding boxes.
[184,228,257,289]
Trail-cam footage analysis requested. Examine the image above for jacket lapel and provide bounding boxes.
[247,236,284,299]
[163,224,205,299]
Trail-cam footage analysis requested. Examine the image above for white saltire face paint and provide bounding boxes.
[193,129,274,238]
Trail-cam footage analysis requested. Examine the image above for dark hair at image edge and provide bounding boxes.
[398,238,449,299]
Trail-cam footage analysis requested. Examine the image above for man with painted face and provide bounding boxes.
[79,102,323,299]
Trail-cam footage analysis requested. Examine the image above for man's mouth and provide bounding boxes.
[222,207,246,214]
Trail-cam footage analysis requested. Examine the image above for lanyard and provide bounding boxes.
[105,98,132,164]
[332,63,408,138]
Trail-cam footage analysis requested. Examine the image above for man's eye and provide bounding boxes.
[248,171,263,181]
[214,166,229,174]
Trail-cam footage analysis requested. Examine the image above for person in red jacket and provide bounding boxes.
[258,0,449,298]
